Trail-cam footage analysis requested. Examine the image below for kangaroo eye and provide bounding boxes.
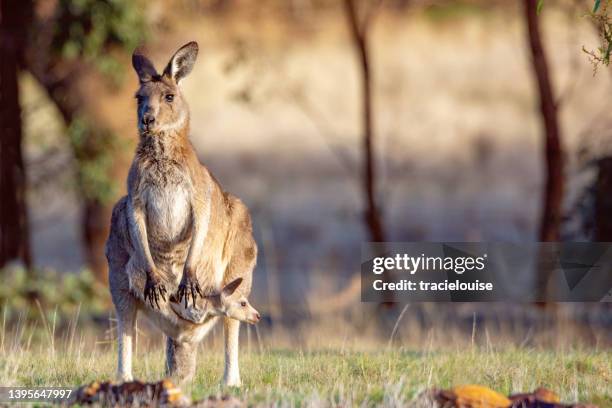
[165,94,174,103]
[240,301,247,307]
[135,95,144,104]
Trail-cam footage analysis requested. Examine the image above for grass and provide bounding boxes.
[0,271,608,405]
[1,334,609,407]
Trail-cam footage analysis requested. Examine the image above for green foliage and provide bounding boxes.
[538,0,602,14]
[67,115,120,204]
[537,0,611,72]
[47,1,144,202]
[594,0,602,13]
[52,0,147,84]
[583,2,612,73]
[0,267,109,324]
[582,1,612,75]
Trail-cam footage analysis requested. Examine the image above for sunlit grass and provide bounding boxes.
[1,329,609,406]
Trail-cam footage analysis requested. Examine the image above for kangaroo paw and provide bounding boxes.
[144,275,167,309]
[176,274,204,308]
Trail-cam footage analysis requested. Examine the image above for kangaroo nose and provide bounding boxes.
[142,113,155,126]
[255,312,261,321]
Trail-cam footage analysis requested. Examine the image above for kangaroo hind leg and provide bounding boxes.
[166,337,197,383]
[115,298,137,381]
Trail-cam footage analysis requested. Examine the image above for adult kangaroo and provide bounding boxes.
[105,41,259,386]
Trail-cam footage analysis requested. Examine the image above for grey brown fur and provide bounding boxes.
[105,41,259,386]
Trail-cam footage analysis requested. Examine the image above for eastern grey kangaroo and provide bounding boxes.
[105,41,259,386]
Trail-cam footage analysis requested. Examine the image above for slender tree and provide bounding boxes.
[0,0,33,269]
[524,0,564,242]
[344,0,386,243]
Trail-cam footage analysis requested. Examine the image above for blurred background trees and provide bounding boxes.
[1,0,611,323]
[26,0,146,280]
[1,0,146,279]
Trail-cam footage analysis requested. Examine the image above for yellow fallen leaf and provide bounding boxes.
[452,384,511,408]
[161,379,184,403]
[84,381,100,397]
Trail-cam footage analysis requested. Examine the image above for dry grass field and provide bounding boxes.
[0,300,610,407]
[0,321,610,407]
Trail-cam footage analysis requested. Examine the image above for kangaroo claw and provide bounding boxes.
[176,275,204,308]
[144,277,167,309]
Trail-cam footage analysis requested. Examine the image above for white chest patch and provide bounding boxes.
[146,185,191,242]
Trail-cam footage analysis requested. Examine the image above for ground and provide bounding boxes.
[2,345,609,406]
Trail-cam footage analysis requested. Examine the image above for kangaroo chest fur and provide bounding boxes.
[137,139,193,263]
[144,177,191,242]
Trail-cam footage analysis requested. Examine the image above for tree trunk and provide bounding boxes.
[0,0,32,269]
[344,0,386,243]
[26,63,134,283]
[594,158,612,241]
[83,199,114,281]
[524,0,564,309]
[524,0,565,242]
[344,0,394,309]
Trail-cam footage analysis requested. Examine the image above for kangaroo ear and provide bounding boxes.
[132,47,157,83]
[163,41,199,84]
[222,278,243,297]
